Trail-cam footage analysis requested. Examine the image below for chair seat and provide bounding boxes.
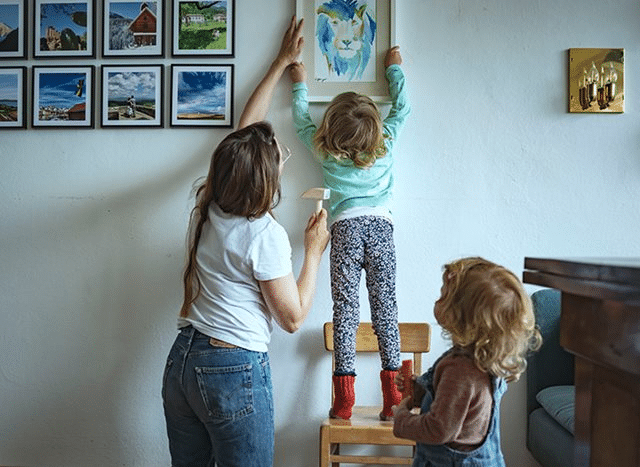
[320,406,415,446]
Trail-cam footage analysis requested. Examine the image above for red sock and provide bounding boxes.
[331,375,356,420]
[380,370,402,420]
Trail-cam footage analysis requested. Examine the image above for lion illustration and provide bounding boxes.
[315,0,376,81]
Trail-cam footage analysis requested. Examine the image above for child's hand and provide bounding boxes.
[385,46,402,67]
[394,370,414,393]
[288,62,307,84]
[392,396,412,415]
[276,16,305,68]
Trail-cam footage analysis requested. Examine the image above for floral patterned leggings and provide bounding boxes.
[330,216,401,375]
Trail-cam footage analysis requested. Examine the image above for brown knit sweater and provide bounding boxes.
[393,353,493,450]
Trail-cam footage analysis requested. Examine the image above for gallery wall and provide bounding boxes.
[2,0,640,466]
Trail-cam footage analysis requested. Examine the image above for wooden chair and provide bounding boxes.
[319,322,431,466]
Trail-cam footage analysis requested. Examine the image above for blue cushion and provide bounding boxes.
[536,385,575,434]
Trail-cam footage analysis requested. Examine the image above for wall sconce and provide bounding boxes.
[579,61,617,110]
[569,48,624,113]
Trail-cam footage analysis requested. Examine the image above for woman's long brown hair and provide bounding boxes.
[179,122,282,318]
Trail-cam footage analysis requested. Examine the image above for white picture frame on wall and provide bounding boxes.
[295,0,396,102]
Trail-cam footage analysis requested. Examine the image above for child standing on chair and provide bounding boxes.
[289,46,410,420]
[393,257,542,467]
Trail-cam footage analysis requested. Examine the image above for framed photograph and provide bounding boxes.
[34,0,94,58]
[0,0,27,59]
[0,66,26,128]
[101,65,163,128]
[569,48,624,113]
[32,65,94,128]
[172,0,234,57]
[170,64,233,127]
[103,0,163,57]
[296,0,396,102]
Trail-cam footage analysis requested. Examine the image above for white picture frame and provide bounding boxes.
[296,0,396,102]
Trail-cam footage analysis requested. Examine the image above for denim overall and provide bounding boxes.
[412,351,507,467]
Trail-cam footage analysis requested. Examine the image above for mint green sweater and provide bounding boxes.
[292,65,410,220]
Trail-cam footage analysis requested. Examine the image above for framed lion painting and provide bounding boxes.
[296,0,396,102]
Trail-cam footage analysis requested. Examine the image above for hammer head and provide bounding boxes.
[301,187,330,213]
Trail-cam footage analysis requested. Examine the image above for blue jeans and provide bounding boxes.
[162,326,274,467]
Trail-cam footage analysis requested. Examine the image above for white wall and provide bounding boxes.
[2,0,639,466]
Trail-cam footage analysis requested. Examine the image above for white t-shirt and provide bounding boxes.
[178,203,292,352]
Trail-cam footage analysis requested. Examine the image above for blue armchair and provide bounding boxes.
[527,289,575,467]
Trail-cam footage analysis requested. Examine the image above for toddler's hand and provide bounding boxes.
[288,62,307,83]
[385,46,402,67]
[392,396,412,416]
[394,371,414,393]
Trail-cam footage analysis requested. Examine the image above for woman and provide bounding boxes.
[162,17,328,467]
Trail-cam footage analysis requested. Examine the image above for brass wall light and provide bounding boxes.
[569,48,624,113]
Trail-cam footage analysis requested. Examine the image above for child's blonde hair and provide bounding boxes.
[436,257,542,382]
[313,92,387,168]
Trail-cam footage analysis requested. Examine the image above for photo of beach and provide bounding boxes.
[0,68,23,127]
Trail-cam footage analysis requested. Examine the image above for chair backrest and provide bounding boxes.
[324,322,431,401]
[527,289,575,415]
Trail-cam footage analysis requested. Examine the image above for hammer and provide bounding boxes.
[301,187,330,213]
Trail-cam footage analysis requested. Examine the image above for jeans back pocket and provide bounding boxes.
[195,363,254,421]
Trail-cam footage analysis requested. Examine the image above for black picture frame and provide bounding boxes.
[0,66,27,128]
[32,65,94,128]
[103,0,164,58]
[0,0,27,59]
[101,64,164,128]
[170,64,233,127]
[171,0,234,57]
[34,0,95,59]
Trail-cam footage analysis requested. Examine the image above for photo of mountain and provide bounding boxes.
[0,2,21,55]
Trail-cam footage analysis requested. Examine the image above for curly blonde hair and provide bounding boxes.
[435,257,542,382]
[313,92,387,168]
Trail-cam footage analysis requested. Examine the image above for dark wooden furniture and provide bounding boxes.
[523,258,640,467]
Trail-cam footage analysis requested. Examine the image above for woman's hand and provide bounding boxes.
[304,208,330,259]
[275,16,305,69]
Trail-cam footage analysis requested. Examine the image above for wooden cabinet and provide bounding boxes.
[524,258,640,467]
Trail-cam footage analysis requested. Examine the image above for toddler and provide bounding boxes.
[393,257,542,466]
[289,46,410,420]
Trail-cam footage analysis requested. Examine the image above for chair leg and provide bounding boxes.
[319,425,330,467]
[332,443,339,467]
